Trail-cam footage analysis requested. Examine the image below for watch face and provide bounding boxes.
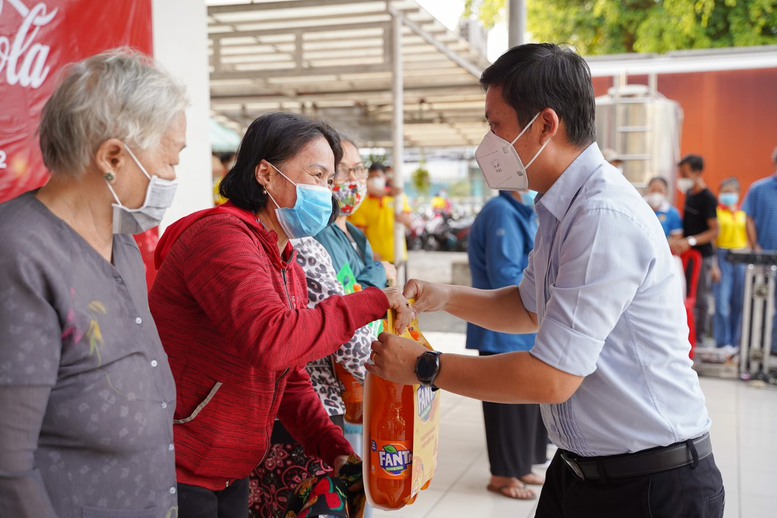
[417,351,440,383]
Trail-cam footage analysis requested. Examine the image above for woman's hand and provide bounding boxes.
[381,261,397,286]
[711,262,721,284]
[381,287,414,335]
[366,332,428,385]
[402,279,451,314]
[332,454,351,477]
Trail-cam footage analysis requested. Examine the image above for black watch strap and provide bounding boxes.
[415,350,442,390]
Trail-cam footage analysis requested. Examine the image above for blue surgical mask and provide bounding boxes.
[522,190,537,206]
[265,163,333,238]
[719,193,739,208]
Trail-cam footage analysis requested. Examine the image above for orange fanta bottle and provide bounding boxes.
[365,374,416,509]
[334,361,363,424]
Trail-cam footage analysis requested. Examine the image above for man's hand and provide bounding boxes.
[381,287,414,335]
[365,333,428,385]
[669,236,690,255]
[402,279,451,314]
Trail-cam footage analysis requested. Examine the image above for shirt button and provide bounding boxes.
[135,317,143,325]
[169,487,176,495]
[169,444,174,451]
[161,402,168,409]
[151,360,158,367]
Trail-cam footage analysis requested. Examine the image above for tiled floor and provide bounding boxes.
[372,331,777,518]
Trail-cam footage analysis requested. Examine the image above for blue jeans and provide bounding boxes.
[712,249,745,347]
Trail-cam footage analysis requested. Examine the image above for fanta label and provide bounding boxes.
[371,439,412,479]
[417,386,434,422]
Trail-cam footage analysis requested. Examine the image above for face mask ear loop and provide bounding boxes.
[525,137,552,170]
[507,111,543,151]
[105,180,123,207]
[268,162,298,187]
[264,186,281,210]
[124,146,153,181]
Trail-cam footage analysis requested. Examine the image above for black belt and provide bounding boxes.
[560,433,712,481]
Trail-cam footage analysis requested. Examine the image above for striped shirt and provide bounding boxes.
[519,144,711,456]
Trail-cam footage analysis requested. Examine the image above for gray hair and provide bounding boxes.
[39,48,188,176]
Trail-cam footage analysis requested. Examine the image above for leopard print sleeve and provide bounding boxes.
[291,238,376,415]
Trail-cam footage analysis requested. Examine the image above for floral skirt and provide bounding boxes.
[248,417,344,518]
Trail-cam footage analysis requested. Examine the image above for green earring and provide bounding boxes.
[104,171,116,183]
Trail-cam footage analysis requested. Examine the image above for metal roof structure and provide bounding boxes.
[207,0,492,149]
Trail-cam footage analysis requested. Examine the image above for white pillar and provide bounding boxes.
[153,0,213,231]
[507,0,527,47]
[391,10,405,274]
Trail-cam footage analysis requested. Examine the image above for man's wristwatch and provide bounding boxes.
[687,236,698,247]
[415,350,442,391]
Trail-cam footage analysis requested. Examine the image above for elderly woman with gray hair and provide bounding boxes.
[0,49,188,517]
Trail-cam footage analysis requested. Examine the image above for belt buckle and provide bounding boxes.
[560,451,586,480]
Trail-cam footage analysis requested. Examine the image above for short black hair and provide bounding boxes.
[480,43,596,147]
[648,176,669,189]
[220,113,342,213]
[678,154,704,173]
[368,163,387,174]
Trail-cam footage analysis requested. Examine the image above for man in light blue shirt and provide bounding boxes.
[368,43,724,517]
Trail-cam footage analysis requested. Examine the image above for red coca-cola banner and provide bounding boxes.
[1,0,158,285]
[0,0,153,201]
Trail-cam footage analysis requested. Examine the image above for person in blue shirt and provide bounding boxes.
[644,176,683,239]
[466,190,548,500]
[742,147,777,354]
[368,43,723,518]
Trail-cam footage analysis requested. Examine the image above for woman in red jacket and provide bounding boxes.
[149,113,412,518]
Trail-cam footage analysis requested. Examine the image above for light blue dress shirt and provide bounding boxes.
[519,144,711,457]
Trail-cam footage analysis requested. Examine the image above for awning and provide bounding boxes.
[209,118,242,153]
[206,0,491,148]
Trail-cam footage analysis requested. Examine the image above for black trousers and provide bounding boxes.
[480,351,548,478]
[178,477,250,518]
[535,449,725,517]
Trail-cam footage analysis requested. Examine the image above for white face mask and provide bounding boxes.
[105,146,178,234]
[367,176,386,194]
[644,193,666,211]
[475,112,550,191]
[677,178,695,193]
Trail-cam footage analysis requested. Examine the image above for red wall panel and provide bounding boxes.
[593,68,777,201]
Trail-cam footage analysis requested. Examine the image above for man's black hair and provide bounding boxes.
[678,155,704,173]
[479,43,596,147]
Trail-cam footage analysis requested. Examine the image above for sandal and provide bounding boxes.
[519,472,545,486]
[487,481,537,500]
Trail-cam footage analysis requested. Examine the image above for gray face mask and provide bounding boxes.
[105,146,178,234]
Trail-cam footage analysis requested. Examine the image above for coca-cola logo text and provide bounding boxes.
[0,0,57,89]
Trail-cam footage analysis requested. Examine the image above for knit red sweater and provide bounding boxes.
[149,203,389,490]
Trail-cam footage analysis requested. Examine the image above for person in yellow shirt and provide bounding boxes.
[349,163,412,265]
[712,177,748,349]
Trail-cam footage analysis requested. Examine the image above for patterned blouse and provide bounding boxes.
[292,237,377,416]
